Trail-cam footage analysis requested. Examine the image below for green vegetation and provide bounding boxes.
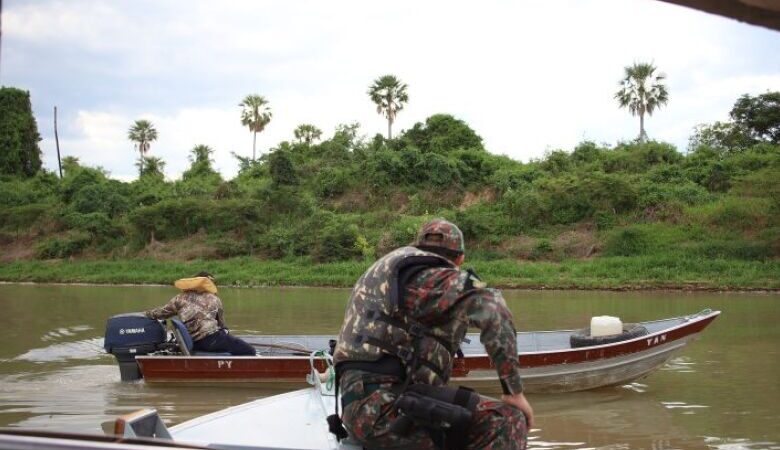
[0,87,42,177]
[0,85,778,290]
[0,256,776,289]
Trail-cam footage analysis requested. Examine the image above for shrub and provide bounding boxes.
[530,239,553,260]
[501,189,546,229]
[0,203,49,232]
[63,212,118,239]
[594,211,617,230]
[687,197,771,231]
[128,198,207,242]
[603,227,650,256]
[697,240,772,260]
[211,236,251,258]
[313,222,362,262]
[36,231,92,259]
[313,167,352,198]
[70,182,130,216]
[637,182,712,208]
[378,215,431,252]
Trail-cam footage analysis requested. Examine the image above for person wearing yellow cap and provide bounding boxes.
[144,271,255,355]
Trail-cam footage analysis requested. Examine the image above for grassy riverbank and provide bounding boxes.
[1,256,778,290]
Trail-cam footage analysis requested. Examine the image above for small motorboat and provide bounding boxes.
[104,309,720,394]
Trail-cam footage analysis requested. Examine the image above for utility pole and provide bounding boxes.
[54,106,63,178]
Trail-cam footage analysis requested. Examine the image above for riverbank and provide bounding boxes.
[1,256,778,290]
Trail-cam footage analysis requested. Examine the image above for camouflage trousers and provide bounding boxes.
[341,371,528,450]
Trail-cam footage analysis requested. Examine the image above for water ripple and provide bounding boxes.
[14,338,106,362]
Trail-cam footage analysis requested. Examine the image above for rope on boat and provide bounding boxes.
[309,349,336,391]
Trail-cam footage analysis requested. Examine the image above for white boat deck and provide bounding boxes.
[171,381,355,450]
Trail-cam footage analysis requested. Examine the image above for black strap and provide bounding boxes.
[337,355,405,378]
[453,386,474,409]
[327,364,348,441]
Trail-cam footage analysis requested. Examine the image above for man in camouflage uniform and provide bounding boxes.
[331,219,533,449]
[144,272,255,355]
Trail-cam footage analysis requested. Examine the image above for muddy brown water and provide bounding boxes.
[0,284,777,449]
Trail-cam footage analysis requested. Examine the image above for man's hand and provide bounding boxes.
[501,392,534,429]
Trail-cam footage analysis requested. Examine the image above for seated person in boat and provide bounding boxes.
[329,219,534,449]
[144,272,255,356]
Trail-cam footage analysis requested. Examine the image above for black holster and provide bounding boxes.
[390,384,480,450]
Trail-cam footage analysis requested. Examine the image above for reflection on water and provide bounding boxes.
[0,284,778,449]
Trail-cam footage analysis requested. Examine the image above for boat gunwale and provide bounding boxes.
[137,310,720,361]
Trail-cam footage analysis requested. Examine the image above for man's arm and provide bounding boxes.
[216,304,226,329]
[144,295,181,320]
[462,288,523,394]
[461,288,534,427]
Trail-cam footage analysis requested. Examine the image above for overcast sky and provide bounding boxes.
[2,0,779,180]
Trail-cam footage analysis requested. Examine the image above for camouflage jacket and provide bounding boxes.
[144,291,225,341]
[335,247,523,394]
[334,246,456,385]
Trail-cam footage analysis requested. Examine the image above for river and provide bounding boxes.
[0,284,777,449]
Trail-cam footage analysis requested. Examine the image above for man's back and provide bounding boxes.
[145,291,223,341]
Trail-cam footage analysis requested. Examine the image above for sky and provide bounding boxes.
[2,0,779,181]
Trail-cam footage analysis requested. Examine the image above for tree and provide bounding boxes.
[268,148,297,187]
[183,145,220,181]
[0,87,42,177]
[730,92,780,144]
[293,124,322,145]
[688,121,755,153]
[127,119,158,175]
[239,94,272,160]
[189,144,214,164]
[615,62,669,142]
[368,75,408,139]
[403,114,483,154]
[136,156,165,180]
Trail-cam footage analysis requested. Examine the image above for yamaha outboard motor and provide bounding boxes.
[104,313,167,381]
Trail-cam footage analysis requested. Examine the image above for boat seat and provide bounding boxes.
[170,319,231,356]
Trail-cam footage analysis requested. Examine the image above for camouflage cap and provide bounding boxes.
[414,218,465,255]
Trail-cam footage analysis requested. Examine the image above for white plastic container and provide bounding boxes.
[590,316,623,337]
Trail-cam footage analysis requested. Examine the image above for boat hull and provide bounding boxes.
[135,311,719,393]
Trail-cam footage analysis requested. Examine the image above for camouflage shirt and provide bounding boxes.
[403,266,524,394]
[144,291,225,341]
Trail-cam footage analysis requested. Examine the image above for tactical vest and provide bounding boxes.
[333,246,461,385]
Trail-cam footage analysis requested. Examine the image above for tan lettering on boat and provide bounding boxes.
[646,334,667,346]
[217,360,232,369]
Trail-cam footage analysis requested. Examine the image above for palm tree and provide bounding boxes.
[615,62,669,142]
[368,75,409,140]
[190,144,214,164]
[127,119,158,174]
[239,94,272,160]
[293,124,322,145]
[136,155,165,179]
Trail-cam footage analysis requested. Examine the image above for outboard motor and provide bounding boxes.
[104,313,167,381]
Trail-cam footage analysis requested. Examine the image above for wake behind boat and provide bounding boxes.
[104,309,720,393]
